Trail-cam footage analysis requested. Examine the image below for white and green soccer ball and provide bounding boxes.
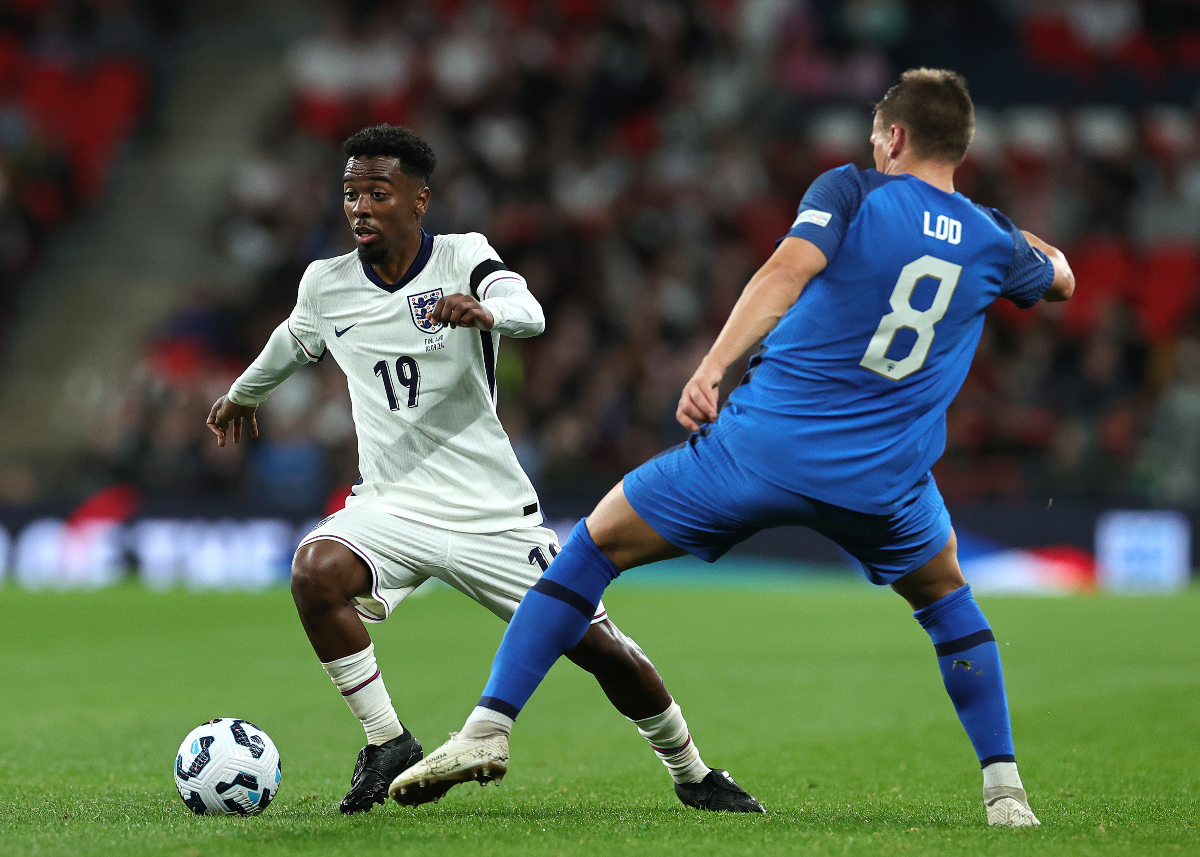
[174,718,281,815]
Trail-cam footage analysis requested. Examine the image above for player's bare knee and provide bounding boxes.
[289,552,332,612]
[290,541,367,613]
[582,515,620,558]
[892,540,966,609]
[586,483,638,552]
[587,484,685,571]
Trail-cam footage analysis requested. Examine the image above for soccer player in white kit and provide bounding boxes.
[206,125,763,814]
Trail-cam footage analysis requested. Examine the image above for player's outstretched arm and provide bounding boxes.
[1021,231,1075,302]
[677,237,827,431]
[207,320,316,447]
[207,396,258,447]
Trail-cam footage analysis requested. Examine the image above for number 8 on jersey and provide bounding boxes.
[860,255,962,381]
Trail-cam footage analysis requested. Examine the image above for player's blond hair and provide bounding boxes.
[874,68,975,165]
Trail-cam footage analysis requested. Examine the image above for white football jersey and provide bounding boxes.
[230,232,545,533]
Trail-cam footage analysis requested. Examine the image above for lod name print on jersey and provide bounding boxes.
[923,211,962,244]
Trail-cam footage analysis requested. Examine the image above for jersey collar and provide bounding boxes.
[361,230,434,293]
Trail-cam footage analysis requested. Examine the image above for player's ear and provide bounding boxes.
[415,185,430,219]
[889,123,906,161]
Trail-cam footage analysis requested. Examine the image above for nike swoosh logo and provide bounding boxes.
[334,323,358,338]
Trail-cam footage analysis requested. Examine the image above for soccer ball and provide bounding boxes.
[173,718,281,815]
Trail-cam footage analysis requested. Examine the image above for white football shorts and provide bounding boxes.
[297,505,608,625]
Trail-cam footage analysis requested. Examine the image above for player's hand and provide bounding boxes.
[677,358,725,432]
[428,294,494,330]
[206,395,259,448]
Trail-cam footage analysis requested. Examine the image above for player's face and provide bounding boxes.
[343,157,429,265]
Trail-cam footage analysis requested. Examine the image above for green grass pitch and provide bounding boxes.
[2,571,1198,856]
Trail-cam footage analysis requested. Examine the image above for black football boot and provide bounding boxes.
[339,731,423,814]
[674,769,766,813]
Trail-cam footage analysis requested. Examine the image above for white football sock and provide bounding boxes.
[633,700,711,785]
[321,643,403,746]
[982,761,1024,790]
[461,705,514,740]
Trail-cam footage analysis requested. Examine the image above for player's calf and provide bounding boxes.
[565,620,671,720]
[291,539,375,662]
[292,540,417,813]
[567,623,713,778]
[893,532,1037,826]
[568,621,766,811]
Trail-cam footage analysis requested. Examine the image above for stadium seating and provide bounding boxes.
[0,2,157,350]
[7,0,1200,516]
[1138,245,1200,343]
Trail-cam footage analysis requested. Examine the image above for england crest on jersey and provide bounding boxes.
[408,288,444,333]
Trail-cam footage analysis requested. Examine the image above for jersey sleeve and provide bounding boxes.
[998,218,1055,309]
[229,264,326,406]
[461,234,545,338]
[227,321,310,406]
[781,166,864,263]
[286,262,327,360]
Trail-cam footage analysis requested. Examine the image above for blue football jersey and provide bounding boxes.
[721,165,1055,515]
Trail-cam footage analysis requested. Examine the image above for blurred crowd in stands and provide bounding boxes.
[0,0,178,349]
[36,0,1200,515]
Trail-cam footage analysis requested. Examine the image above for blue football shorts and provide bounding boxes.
[623,431,952,586]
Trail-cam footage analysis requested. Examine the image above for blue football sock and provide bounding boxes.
[477,519,620,720]
[914,585,1016,767]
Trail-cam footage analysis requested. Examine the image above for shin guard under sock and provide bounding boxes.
[914,585,1015,767]
[477,519,620,719]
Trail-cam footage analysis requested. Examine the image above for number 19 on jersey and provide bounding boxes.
[374,357,421,409]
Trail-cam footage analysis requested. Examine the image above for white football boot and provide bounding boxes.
[388,732,508,806]
[984,785,1040,826]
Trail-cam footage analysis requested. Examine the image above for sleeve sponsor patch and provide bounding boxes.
[793,209,832,228]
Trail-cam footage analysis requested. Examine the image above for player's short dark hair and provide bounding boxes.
[343,125,438,185]
[874,68,974,165]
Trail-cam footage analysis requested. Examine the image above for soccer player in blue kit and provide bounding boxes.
[394,69,1075,826]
